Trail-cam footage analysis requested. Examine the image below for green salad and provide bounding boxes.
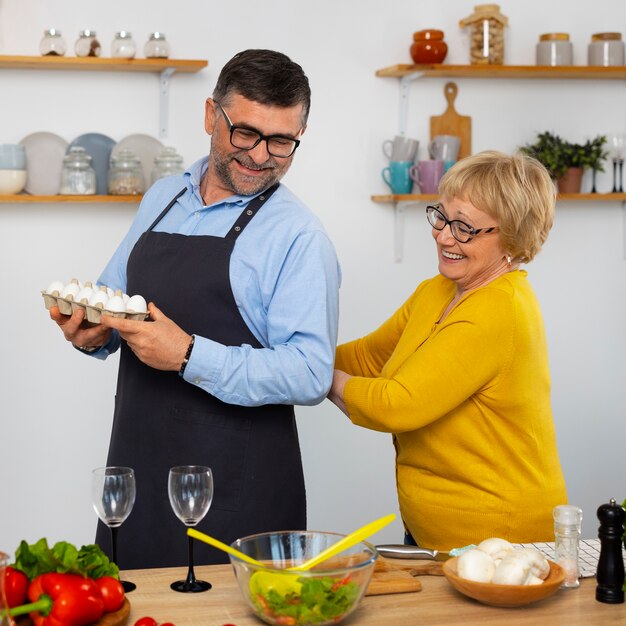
[253,574,360,625]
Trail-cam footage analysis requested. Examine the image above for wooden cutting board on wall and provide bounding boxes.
[430,82,472,159]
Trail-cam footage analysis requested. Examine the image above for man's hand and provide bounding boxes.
[50,306,112,350]
[100,303,192,371]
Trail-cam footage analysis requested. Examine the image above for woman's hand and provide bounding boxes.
[50,306,112,350]
[328,369,352,417]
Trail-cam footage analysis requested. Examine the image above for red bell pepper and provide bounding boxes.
[10,572,104,626]
[4,565,28,608]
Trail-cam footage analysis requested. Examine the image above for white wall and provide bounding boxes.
[1,0,625,557]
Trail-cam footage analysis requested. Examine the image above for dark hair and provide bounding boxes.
[213,49,311,125]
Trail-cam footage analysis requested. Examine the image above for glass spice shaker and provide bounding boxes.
[144,32,170,58]
[151,147,185,184]
[39,28,67,56]
[459,4,508,65]
[59,147,96,195]
[553,504,583,588]
[75,30,101,57]
[111,31,137,59]
[108,149,145,195]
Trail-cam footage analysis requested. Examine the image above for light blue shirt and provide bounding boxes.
[96,157,341,407]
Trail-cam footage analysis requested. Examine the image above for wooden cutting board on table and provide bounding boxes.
[430,82,472,160]
[365,555,444,596]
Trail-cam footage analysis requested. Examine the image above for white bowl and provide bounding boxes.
[0,169,27,194]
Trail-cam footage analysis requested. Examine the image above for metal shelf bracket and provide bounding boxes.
[398,72,424,136]
[159,68,177,138]
[394,199,421,262]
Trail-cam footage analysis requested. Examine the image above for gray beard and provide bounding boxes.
[212,149,285,196]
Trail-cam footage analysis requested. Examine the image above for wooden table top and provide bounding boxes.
[120,562,626,626]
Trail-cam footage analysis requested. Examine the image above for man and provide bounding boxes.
[50,49,340,569]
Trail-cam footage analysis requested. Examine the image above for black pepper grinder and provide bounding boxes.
[596,498,625,604]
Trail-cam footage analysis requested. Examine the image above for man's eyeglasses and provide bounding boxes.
[426,204,498,244]
[214,101,301,158]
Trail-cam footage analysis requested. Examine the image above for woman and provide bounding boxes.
[328,151,567,550]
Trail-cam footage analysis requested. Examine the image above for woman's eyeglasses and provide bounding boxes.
[426,204,498,243]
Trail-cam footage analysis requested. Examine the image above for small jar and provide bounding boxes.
[536,33,573,66]
[39,28,66,57]
[75,30,101,57]
[553,505,583,589]
[111,31,136,59]
[459,4,508,65]
[588,32,625,67]
[108,149,145,195]
[151,147,185,184]
[59,147,96,195]
[144,32,170,58]
[410,30,448,64]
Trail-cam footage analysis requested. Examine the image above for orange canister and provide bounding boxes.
[410,29,448,64]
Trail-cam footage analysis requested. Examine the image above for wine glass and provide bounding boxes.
[168,465,213,593]
[91,466,137,592]
[607,133,626,192]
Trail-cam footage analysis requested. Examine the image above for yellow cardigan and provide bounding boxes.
[335,271,567,550]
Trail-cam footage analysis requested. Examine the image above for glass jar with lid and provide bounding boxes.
[144,32,170,58]
[75,30,101,57]
[59,147,96,195]
[588,32,625,66]
[39,29,67,57]
[459,4,508,65]
[151,147,185,184]
[111,31,137,59]
[536,33,573,66]
[108,149,145,195]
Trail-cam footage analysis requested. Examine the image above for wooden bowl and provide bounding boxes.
[442,557,565,607]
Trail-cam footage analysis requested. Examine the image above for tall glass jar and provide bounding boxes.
[75,30,101,57]
[144,32,170,58]
[39,28,67,56]
[459,4,508,65]
[59,147,96,195]
[151,147,185,184]
[108,149,145,195]
[111,31,137,59]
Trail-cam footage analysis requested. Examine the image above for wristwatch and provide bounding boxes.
[75,344,100,353]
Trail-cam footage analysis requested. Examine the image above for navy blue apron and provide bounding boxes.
[96,184,306,569]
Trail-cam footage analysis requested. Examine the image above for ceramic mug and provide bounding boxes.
[410,160,444,194]
[382,160,413,194]
[428,135,461,164]
[383,135,419,162]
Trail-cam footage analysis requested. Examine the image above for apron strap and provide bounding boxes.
[225,184,280,241]
[147,187,187,232]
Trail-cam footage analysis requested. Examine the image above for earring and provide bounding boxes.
[506,255,512,267]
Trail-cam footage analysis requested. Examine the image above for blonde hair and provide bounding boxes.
[438,150,555,263]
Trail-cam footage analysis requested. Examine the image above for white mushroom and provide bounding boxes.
[492,548,549,585]
[477,537,514,566]
[457,548,496,583]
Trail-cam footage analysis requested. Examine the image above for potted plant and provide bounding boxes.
[520,131,607,193]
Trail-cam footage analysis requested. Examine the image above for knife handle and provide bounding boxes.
[375,544,438,560]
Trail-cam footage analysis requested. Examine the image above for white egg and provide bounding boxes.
[105,295,126,312]
[46,280,65,295]
[75,286,94,304]
[89,290,108,308]
[122,293,130,304]
[126,295,147,313]
[106,287,114,299]
[60,282,80,300]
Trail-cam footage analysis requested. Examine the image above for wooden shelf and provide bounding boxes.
[372,193,626,203]
[0,194,143,203]
[376,64,626,80]
[0,55,207,73]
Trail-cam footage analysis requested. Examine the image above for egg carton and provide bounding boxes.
[41,282,149,323]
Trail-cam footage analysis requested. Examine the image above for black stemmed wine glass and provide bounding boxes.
[91,466,137,592]
[168,465,213,593]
